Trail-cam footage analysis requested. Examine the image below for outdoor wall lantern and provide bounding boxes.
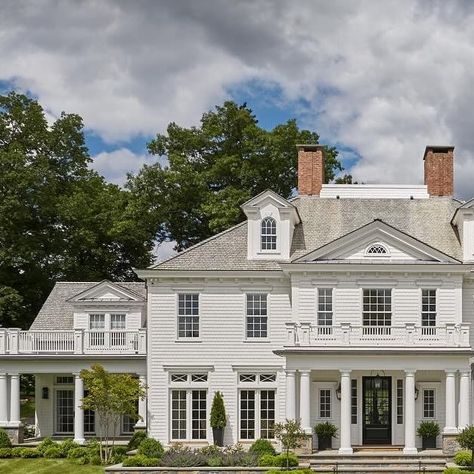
[335,383,341,400]
[374,373,383,390]
[42,387,49,399]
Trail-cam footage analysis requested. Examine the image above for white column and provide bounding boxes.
[73,374,85,444]
[403,370,417,454]
[285,370,296,420]
[9,374,21,425]
[135,374,147,429]
[339,370,353,454]
[0,374,8,423]
[299,370,311,433]
[459,370,471,430]
[444,369,457,434]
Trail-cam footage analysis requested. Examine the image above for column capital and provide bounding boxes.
[404,369,416,376]
[445,369,457,375]
[459,369,471,377]
[299,370,311,376]
[8,373,19,378]
[285,369,296,376]
[339,369,352,376]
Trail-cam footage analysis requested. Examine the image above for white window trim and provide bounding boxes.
[244,293,270,341]
[315,382,337,422]
[87,312,128,331]
[259,215,279,254]
[176,293,201,341]
[417,382,440,421]
[54,388,74,435]
[238,388,276,441]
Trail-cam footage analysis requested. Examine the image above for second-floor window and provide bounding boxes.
[421,289,436,333]
[246,293,268,338]
[363,289,392,327]
[317,288,333,326]
[261,217,277,251]
[178,294,199,338]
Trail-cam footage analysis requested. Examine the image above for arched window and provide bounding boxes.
[261,217,277,251]
[365,243,389,256]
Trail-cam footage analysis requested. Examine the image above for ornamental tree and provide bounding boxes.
[458,426,474,470]
[274,419,307,469]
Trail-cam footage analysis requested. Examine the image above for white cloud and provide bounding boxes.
[2,0,474,198]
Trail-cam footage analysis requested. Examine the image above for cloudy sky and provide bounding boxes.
[2,0,474,200]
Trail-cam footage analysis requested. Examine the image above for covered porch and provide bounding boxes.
[281,350,472,455]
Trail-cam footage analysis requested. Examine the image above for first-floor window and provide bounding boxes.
[122,414,137,434]
[319,389,331,419]
[56,389,74,434]
[423,389,435,419]
[351,380,357,424]
[240,389,275,440]
[396,380,403,424]
[171,389,207,440]
[84,390,95,434]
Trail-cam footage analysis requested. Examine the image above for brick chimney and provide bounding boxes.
[297,144,325,195]
[423,146,454,197]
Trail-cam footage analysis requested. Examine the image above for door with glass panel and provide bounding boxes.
[89,313,105,347]
[110,313,126,347]
[56,389,74,434]
[362,376,391,444]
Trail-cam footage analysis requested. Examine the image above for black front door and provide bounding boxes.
[363,376,391,445]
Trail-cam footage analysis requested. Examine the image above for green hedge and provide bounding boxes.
[259,453,299,467]
[454,451,472,467]
[122,454,161,467]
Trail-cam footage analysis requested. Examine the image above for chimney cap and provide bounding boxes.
[423,145,455,160]
[296,144,325,152]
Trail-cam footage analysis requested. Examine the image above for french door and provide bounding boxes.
[362,376,392,445]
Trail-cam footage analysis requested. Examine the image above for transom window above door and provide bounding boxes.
[363,289,392,327]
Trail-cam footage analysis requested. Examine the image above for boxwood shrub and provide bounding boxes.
[43,446,63,459]
[137,438,164,458]
[0,448,12,458]
[0,429,12,448]
[454,450,472,467]
[249,439,276,457]
[122,454,161,467]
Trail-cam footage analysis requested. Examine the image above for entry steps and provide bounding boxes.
[300,451,448,473]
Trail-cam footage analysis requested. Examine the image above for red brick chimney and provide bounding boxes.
[423,146,454,197]
[297,144,325,195]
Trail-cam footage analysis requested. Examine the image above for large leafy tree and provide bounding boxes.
[127,101,345,251]
[0,92,155,328]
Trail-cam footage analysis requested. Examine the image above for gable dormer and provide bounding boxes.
[241,190,300,261]
[452,198,474,263]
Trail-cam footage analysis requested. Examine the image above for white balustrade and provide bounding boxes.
[285,322,470,348]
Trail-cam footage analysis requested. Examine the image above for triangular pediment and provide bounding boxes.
[67,280,145,303]
[294,220,461,264]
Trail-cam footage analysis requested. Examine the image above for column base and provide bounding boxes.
[338,447,353,455]
[443,427,459,435]
[403,447,418,455]
[0,424,24,444]
[134,420,146,430]
[442,433,461,456]
[73,437,86,445]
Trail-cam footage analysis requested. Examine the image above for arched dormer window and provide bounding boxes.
[261,217,277,251]
[365,242,390,256]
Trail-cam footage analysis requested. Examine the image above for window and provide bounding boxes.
[171,390,187,440]
[110,313,126,346]
[363,289,392,327]
[122,414,136,434]
[56,389,74,434]
[423,389,435,419]
[246,293,268,338]
[421,289,436,334]
[317,288,333,326]
[240,374,257,383]
[365,243,389,255]
[55,376,73,385]
[171,374,188,383]
[260,374,276,383]
[178,294,199,338]
[89,314,105,346]
[351,380,357,424]
[83,389,95,434]
[261,217,277,251]
[260,390,275,439]
[397,379,403,424]
[191,390,207,439]
[191,374,208,383]
[240,390,256,439]
[319,389,331,418]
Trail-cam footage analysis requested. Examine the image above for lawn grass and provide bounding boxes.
[20,398,35,421]
[0,458,104,474]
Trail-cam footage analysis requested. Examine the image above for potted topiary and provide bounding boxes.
[210,391,227,446]
[417,421,440,449]
[314,422,338,451]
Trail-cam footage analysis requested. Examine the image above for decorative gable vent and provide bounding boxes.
[365,243,389,256]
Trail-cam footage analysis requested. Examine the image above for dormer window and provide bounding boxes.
[365,243,389,256]
[261,217,277,251]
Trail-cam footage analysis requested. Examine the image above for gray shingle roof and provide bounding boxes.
[30,281,146,330]
[154,196,462,271]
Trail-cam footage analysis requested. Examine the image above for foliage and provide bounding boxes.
[0,458,104,473]
[258,454,278,466]
[274,419,305,469]
[444,469,474,474]
[122,454,161,467]
[37,437,58,454]
[67,447,90,460]
[43,447,63,459]
[59,439,80,457]
[0,429,12,448]
[266,469,313,474]
[137,438,164,458]
[458,426,474,470]
[159,444,207,467]
[210,391,227,429]
[0,92,156,328]
[127,101,344,251]
[23,424,36,440]
[0,448,11,458]
[314,421,338,439]
[80,364,145,464]
[249,439,276,457]
[13,447,42,458]
[259,453,298,467]
[417,421,440,439]
[127,430,147,450]
[454,450,472,467]
[20,376,35,398]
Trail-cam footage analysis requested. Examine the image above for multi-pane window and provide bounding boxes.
[171,390,187,440]
[363,289,392,326]
[351,380,357,424]
[319,389,331,418]
[366,243,388,255]
[246,294,268,338]
[421,289,436,334]
[178,294,199,338]
[396,379,403,424]
[56,376,74,385]
[84,389,96,434]
[122,414,136,434]
[260,390,275,439]
[261,217,277,251]
[423,389,435,419]
[56,389,74,434]
[192,390,207,440]
[111,314,126,346]
[89,314,105,346]
[317,288,333,326]
[240,390,256,439]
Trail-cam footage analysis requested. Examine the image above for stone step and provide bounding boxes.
[310,467,445,473]
[310,459,446,465]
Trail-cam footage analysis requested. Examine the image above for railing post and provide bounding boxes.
[341,323,351,345]
[446,323,455,346]
[299,322,311,346]
[285,322,297,346]
[0,329,6,354]
[138,328,147,354]
[405,323,415,344]
[8,328,20,354]
[74,329,84,355]
[459,324,470,346]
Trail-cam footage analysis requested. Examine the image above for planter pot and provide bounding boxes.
[318,437,332,451]
[422,436,437,450]
[213,427,224,447]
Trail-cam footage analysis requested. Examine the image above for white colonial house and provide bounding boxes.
[1,144,474,456]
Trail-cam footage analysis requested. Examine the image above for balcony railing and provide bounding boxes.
[0,328,147,355]
[285,322,470,348]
